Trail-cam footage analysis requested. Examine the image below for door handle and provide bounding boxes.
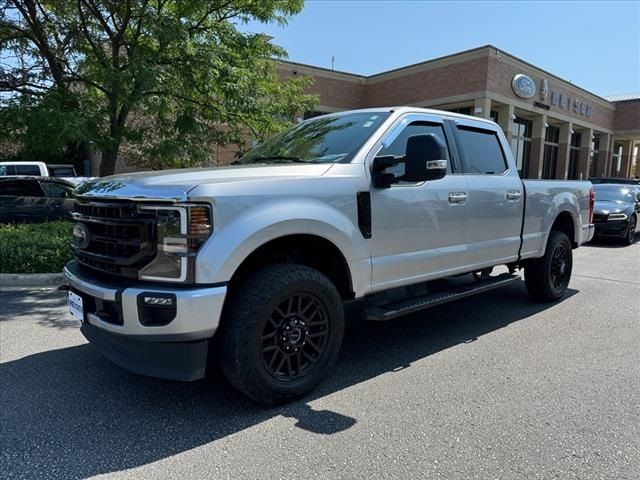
[448,192,468,204]
[506,190,522,201]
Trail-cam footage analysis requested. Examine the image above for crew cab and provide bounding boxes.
[64,107,595,404]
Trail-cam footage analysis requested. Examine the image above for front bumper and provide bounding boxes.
[64,260,227,381]
[594,220,629,238]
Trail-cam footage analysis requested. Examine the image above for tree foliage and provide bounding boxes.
[0,0,316,174]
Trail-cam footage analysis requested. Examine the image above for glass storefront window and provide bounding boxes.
[511,117,532,177]
[568,132,581,180]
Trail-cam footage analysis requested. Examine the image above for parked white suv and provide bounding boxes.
[64,107,595,403]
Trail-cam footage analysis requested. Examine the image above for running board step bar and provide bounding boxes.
[364,273,520,321]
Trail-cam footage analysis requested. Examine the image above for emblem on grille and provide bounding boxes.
[72,223,91,249]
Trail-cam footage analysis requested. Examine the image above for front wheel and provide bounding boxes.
[525,230,573,302]
[624,215,637,245]
[219,264,344,405]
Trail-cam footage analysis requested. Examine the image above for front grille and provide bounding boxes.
[593,213,608,223]
[72,200,156,278]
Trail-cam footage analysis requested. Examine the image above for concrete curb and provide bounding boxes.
[0,273,65,288]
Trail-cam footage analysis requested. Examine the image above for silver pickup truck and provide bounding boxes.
[64,107,595,404]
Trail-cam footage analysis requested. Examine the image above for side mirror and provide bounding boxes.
[403,134,448,182]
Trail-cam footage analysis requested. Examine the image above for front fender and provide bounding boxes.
[195,197,371,296]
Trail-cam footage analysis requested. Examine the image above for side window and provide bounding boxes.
[379,122,451,179]
[41,181,73,198]
[0,180,45,197]
[456,127,507,174]
[14,164,42,175]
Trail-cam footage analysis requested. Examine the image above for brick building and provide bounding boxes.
[279,45,640,180]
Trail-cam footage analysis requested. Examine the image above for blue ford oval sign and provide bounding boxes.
[512,74,536,99]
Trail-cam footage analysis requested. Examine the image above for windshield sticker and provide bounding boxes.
[363,121,374,128]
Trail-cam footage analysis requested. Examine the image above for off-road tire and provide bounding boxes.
[525,230,573,302]
[219,264,344,405]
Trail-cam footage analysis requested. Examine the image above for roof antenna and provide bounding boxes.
[331,55,335,71]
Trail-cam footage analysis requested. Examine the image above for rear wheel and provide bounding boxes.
[624,215,636,245]
[525,230,573,302]
[219,264,344,405]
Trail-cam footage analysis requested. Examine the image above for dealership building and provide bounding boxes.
[278,45,640,180]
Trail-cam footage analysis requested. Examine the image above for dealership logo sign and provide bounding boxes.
[512,74,536,99]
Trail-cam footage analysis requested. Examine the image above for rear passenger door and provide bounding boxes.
[452,120,524,269]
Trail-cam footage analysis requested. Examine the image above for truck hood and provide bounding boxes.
[593,200,633,215]
[75,164,334,201]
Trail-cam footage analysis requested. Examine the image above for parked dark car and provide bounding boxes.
[592,184,640,244]
[0,177,75,223]
[590,177,640,186]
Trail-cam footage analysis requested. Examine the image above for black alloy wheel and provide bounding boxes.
[549,243,570,290]
[260,293,330,382]
[525,230,573,302]
[219,264,344,404]
[625,216,636,245]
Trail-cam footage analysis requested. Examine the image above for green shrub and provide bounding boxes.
[0,221,73,273]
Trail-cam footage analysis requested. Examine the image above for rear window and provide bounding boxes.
[14,165,42,175]
[457,127,507,174]
[49,166,76,177]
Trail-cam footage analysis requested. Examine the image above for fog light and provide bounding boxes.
[137,292,177,326]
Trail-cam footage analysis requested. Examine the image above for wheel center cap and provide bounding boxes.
[289,329,302,344]
[280,318,309,348]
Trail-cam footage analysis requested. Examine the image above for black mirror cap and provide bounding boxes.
[404,134,448,182]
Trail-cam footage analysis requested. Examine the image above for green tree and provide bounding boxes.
[0,0,316,175]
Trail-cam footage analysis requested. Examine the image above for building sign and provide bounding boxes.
[512,74,536,99]
[550,90,593,118]
[540,79,548,101]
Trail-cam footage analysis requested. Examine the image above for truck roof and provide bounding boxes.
[314,106,498,127]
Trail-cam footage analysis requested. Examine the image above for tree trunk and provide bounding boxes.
[99,144,119,176]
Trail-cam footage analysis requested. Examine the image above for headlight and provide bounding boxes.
[138,204,212,282]
[608,213,628,221]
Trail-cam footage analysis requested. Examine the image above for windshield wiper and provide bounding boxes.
[232,156,307,165]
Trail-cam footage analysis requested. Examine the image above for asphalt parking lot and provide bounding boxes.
[1,239,639,480]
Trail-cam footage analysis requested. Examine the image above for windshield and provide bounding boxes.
[594,186,636,203]
[235,112,390,165]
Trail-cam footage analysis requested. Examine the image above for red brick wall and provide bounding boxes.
[279,69,366,110]
[613,99,640,132]
[364,57,489,107]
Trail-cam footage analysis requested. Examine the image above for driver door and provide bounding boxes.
[369,114,470,291]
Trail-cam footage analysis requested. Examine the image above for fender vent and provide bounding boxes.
[357,192,372,239]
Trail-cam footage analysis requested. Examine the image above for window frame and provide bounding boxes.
[451,121,509,176]
[368,113,458,187]
[39,179,74,198]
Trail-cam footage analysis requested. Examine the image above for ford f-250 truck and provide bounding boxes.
[64,107,595,404]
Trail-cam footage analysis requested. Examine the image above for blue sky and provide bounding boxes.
[243,0,640,98]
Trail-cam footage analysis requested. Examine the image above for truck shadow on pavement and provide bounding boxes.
[1,282,577,479]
